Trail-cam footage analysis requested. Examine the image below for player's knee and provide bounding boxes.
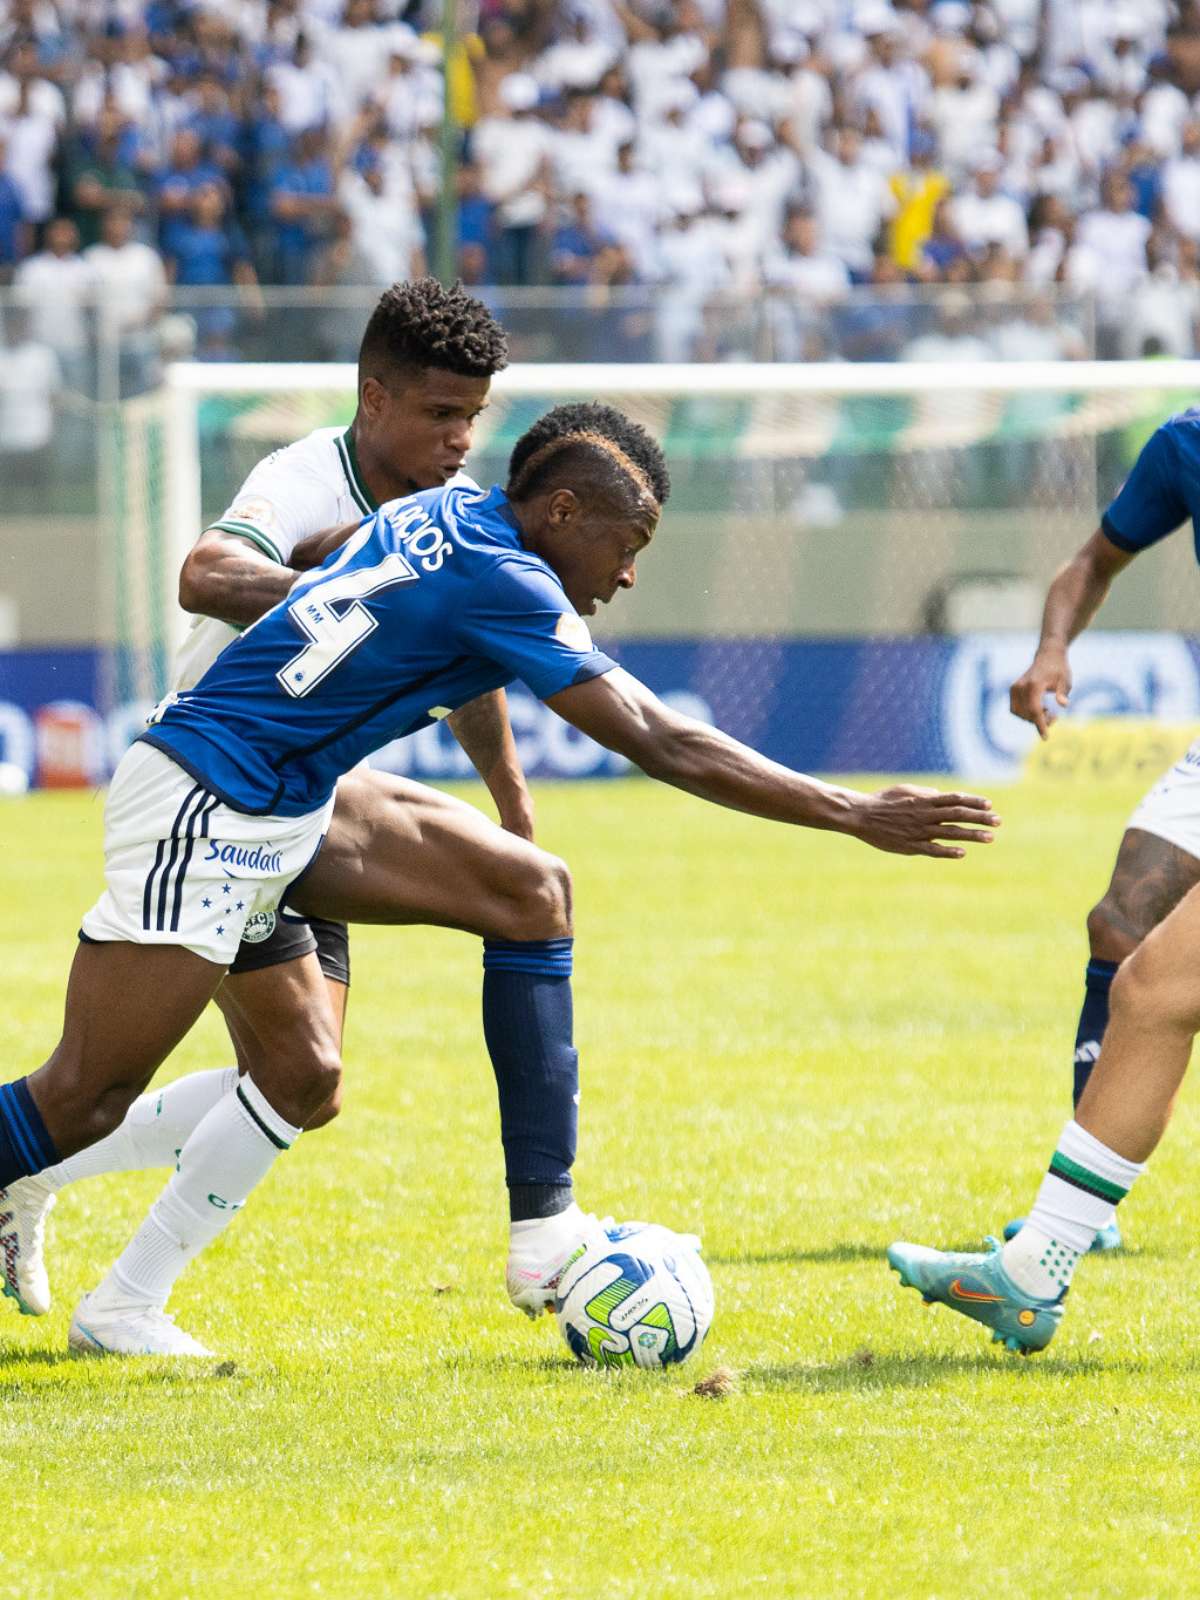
[1086,894,1143,962]
[1112,944,1200,1035]
[504,851,573,941]
[255,1038,343,1128]
[302,1076,344,1131]
[39,1051,144,1152]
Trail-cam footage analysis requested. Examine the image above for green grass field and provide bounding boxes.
[2,776,1197,1599]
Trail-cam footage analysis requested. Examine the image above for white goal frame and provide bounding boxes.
[153,357,1200,667]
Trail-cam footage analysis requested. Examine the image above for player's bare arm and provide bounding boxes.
[1010,530,1134,738]
[178,528,300,626]
[549,669,999,859]
[446,692,535,839]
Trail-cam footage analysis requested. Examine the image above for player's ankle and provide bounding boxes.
[509,1184,575,1225]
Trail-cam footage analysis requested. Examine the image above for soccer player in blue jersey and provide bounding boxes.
[998,410,1200,1255]
[0,417,999,1355]
[888,408,1200,1350]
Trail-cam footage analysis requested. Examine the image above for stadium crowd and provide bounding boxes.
[1,0,1200,371]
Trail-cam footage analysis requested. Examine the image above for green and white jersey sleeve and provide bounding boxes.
[172,425,368,690]
[172,426,481,692]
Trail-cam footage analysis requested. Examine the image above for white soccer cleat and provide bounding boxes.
[506,1205,615,1319]
[0,1175,56,1316]
[68,1291,214,1358]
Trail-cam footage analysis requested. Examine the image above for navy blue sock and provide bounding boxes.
[482,937,577,1222]
[1073,958,1118,1107]
[0,1078,60,1187]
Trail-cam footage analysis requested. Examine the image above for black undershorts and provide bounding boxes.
[226,913,350,986]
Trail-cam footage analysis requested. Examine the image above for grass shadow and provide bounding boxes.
[0,1344,248,1397]
[709,1242,884,1267]
[743,1347,1105,1393]
[450,1351,577,1378]
[0,1347,79,1373]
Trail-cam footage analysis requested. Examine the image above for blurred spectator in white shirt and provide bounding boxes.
[590,138,666,280]
[625,10,708,123]
[533,12,617,93]
[928,55,999,175]
[1076,172,1150,297]
[810,125,897,278]
[1163,121,1200,243]
[0,75,59,226]
[590,64,637,153]
[339,157,424,284]
[375,37,442,143]
[13,214,93,373]
[0,304,61,465]
[267,32,344,134]
[327,0,391,116]
[950,150,1028,258]
[0,39,65,125]
[636,80,710,217]
[1118,234,1200,359]
[471,72,552,284]
[83,204,167,392]
[83,204,166,333]
[991,288,1087,360]
[762,204,849,359]
[654,204,731,361]
[549,89,613,197]
[851,12,927,162]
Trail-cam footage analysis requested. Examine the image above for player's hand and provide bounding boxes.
[1010,646,1071,739]
[852,785,999,859]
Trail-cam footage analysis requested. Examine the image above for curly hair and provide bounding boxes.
[358,277,509,384]
[507,401,671,505]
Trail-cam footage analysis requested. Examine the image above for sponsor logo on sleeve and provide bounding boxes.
[555,613,593,653]
[229,497,280,530]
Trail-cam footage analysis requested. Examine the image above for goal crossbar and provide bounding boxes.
[166,359,1200,398]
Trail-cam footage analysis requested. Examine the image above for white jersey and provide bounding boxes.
[172,424,477,690]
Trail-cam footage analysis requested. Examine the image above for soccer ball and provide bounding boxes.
[554,1221,714,1370]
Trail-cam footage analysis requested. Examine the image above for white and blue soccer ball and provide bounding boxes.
[554,1221,714,1370]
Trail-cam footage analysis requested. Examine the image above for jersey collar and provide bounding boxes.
[336,427,380,515]
[478,485,524,546]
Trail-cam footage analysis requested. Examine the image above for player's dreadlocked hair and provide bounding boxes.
[507,402,671,506]
[507,427,663,523]
[358,277,509,385]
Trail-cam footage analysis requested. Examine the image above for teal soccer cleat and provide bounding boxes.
[887,1237,1065,1355]
[1002,1215,1123,1252]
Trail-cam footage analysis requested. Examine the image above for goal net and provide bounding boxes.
[106,360,1200,781]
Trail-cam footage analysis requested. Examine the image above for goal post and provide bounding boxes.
[106,358,1200,782]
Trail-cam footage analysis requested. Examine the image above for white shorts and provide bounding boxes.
[1127,738,1200,859]
[81,743,334,966]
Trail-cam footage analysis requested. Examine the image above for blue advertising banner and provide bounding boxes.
[2,634,1199,790]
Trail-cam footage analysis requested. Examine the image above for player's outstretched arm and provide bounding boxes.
[548,669,998,858]
[446,690,536,841]
[1010,530,1133,739]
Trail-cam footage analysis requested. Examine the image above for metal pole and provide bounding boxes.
[435,0,459,285]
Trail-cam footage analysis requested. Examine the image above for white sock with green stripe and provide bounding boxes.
[1000,1120,1144,1299]
[89,1077,301,1312]
[41,1067,240,1190]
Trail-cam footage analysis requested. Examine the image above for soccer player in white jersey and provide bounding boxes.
[887,407,1200,1350]
[0,415,999,1357]
[999,408,1200,1254]
[0,281,660,1345]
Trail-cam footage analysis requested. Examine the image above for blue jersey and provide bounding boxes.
[142,484,616,816]
[1104,408,1200,558]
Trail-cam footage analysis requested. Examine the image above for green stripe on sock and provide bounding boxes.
[1049,1153,1128,1205]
